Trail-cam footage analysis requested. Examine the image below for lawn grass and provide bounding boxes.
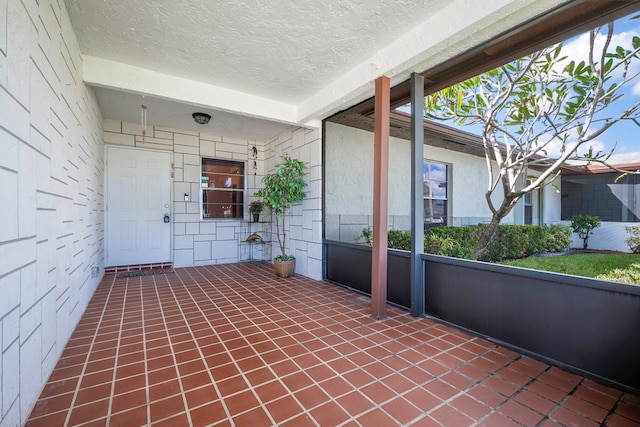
[500,253,640,285]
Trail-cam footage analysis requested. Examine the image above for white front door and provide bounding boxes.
[106,146,172,266]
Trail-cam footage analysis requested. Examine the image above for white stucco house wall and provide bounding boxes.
[325,119,637,253]
[324,121,562,244]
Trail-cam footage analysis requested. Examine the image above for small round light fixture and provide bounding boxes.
[192,112,211,125]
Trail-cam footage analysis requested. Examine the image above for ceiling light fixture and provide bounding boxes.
[192,112,211,125]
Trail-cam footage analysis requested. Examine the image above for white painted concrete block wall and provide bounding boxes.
[560,221,637,252]
[105,121,326,273]
[0,1,104,425]
[264,127,323,280]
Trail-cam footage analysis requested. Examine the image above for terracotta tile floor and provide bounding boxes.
[26,263,640,426]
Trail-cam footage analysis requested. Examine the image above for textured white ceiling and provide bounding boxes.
[64,0,569,141]
[94,88,291,140]
[66,0,448,104]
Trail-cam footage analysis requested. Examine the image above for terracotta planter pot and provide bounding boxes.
[274,259,295,278]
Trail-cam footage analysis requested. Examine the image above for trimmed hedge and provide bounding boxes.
[364,224,571,262]
[478,224,571,262]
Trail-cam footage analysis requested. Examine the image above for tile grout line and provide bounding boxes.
[140,277,152,426]
[177,266,288,425]
[462,355,550,426]
[186,265,325,425]
[601,394,624,426]
[199,265,406,425]
[28,263,639,427]
[286,310,503,425]
[104,276,134,424]
[158,268,234,426]
[196,265,632,426]
[146,273,195,426]
[227,265,366,423]
[218,265,461,425]
[62,274,120,427]
[536,375,597,426]
[174,266,562,427]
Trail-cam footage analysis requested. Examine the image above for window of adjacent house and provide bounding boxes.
[423,161,448,228]
[201,158,244,219]
[524,179,533,224]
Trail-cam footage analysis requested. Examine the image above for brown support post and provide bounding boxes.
[371,76,390,320]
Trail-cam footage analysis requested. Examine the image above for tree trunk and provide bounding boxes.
[275,216,285,257]
[473,198,516,260]
[473,215,502,260]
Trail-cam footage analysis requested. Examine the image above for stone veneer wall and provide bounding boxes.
[104,121,323,280]
[0,1,105,425]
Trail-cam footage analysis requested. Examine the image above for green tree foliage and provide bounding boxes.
[426,19,640,259]
[569,214,602,249]
[625,225,640,253]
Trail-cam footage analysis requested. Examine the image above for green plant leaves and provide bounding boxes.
[254,153,308,258]
[255,153,307,218]
[358,225,571,262]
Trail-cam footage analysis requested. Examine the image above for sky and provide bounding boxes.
[560,13,640,161]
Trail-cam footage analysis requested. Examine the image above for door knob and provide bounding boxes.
[164,214,170,223]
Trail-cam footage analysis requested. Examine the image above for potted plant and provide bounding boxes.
[248,200,264,223]
[254,153,307,277]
